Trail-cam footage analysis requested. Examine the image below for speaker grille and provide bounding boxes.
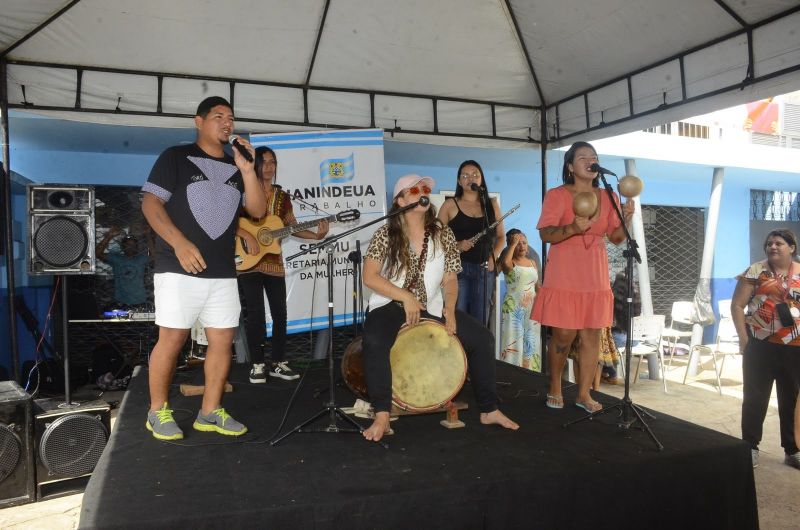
[39,414,108,477]
[33,216,89,267]
[0,426,21,484]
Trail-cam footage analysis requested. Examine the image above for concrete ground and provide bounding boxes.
[1,354,797,529]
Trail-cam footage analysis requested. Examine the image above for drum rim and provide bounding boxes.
[390,319,467,413]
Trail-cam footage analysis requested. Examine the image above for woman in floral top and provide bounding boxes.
[360,174,519,442]
[731,228,800,470]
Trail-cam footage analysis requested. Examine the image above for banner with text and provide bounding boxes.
[249,129,387,334]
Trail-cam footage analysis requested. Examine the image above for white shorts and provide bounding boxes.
[153,273,241,329]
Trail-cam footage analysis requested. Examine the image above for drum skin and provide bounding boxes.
[341,320,467,413]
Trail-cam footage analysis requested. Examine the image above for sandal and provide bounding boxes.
[575,400,602,413]
[546,394,564,409]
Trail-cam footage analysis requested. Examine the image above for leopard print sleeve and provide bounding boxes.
[442,226,463,274]
[365,224,390,264]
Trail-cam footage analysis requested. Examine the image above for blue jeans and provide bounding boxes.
[456,261,493,326]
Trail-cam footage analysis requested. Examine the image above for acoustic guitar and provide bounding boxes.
[235,209,360,271]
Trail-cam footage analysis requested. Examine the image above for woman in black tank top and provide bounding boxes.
[437,160,505,326]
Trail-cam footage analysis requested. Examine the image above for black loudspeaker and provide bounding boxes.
[0,381,36,508]
[28,185,96,275]
[34,399,110,499]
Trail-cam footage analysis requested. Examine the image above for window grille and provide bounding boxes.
[750,190,800,221]
[607,205,704,317]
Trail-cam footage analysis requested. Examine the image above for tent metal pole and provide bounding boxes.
[539,108,548,374]
[1,58,22,383]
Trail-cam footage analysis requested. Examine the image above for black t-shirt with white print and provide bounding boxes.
[143,143,243,279]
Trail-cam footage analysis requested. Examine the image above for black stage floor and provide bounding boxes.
[79,361,758,530]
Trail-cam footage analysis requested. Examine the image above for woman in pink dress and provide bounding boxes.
[531,141,634,412]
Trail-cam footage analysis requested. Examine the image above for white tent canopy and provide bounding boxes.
[3,0,800,147]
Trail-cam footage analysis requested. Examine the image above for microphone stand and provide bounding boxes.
[563,174,663,451]
[271,199,427,446]
[477,188,493,328]
[312,240,364,399]
[347,240,363,337]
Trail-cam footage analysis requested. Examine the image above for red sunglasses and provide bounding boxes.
[406,185,432,196]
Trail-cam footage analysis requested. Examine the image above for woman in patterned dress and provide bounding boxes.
[499,229,542,371]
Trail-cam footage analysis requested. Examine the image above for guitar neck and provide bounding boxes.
[271,214,336,239]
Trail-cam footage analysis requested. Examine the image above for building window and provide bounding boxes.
[643,123,671,135]
[677,121,709,139]
[751,190,800,221]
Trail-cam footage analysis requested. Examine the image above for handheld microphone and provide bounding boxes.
[589,163,616,176]
[228,135,254,162]
[470,183,484,194]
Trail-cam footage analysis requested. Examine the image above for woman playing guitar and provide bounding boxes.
[237,146,329,383]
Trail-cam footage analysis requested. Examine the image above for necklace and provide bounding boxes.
[404,229,431,298]
[768,262,793,292]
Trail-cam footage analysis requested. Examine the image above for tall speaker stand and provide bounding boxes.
[59,275,78,409]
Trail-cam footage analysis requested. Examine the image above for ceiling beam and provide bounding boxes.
[0,0,83,58]
[713,0,749,28]
[7,59,535,110]
[304,0,332,87]
[549,3,800,110]
[503,0,546,107]
[553,61,800,144]
[6,59,539,145]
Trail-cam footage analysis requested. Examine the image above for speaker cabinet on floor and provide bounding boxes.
[28,185,96,275]
[34,399,110,499]
[0,381,36,508]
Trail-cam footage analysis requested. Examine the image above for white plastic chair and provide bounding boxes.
[684,317,740,394]
[661,301,694,367]
[618,314,667,393]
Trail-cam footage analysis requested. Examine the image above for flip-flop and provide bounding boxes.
[575,400,602,413]
[546,394,564,409]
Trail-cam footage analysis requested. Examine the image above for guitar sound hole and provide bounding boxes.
[258,235,274,245]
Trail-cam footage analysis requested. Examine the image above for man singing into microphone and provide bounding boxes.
[141,96,266,441]
[360,174,518,442]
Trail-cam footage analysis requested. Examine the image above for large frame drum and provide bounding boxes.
[341,320,467,413]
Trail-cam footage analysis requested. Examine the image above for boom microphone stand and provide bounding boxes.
[271,198,430,446]
[348,240,363,336]
[475,185,493,328]
[311,240,363,399]
[563,173,663,451]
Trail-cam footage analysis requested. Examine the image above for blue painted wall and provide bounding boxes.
[3,136,793,377]
[1,175,57,383]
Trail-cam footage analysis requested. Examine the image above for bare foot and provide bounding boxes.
[480,409,520,430]
[362,411,392,442]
